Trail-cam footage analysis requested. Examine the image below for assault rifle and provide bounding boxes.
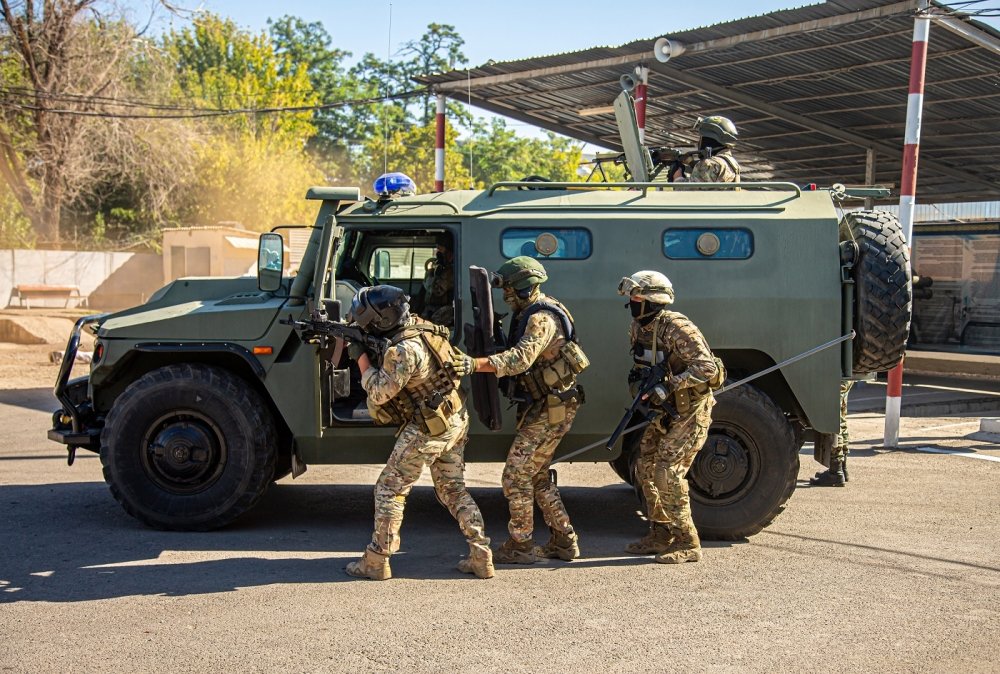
[281,307,390,366]
[606,360,680,451]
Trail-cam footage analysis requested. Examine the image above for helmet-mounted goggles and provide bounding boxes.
[489,268,545,289]
[617,276,641,296]
[618,276,671,297]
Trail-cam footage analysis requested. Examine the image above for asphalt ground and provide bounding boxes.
[1,383,998,673]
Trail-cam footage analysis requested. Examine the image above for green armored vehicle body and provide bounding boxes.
[49,171,911,539]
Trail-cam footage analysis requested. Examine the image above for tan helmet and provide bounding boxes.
[618,270,675,304]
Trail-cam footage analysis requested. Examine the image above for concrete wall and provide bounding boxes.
[0,249,164,311]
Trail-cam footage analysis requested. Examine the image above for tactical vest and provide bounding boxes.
[716,151,741,182]
[631,310,725,415]
[367,318,466,436]
[506,297,590,425]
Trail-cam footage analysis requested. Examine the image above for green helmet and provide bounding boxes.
[695,115,738,147]
[493,256,548,291]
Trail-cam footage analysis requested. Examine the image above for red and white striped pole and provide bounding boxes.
[884,1,930,448]
[434,93,446,192]
[634,66,650,145]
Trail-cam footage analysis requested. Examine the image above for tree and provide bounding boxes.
[268,15,358,157]
[463,119,584,187]
[164,14,324,229]
[355,120,472,195]
[0,1,141,245]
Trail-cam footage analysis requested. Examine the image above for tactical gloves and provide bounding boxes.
[453,351,476,377]
[347,341,368,362]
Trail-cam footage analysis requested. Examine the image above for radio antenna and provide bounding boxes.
[382,1,393,176]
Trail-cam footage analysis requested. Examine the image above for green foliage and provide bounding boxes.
[166,14,317,147]
[462,119,584,187]
[0,182,34,248]
[164,13,324,230]
[355,121,472,194]
[0,10,593,245]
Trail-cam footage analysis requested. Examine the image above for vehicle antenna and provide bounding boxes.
[382,1,393,177]
[467,67,475,188]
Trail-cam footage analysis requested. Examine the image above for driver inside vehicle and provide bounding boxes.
[419,234,455,327]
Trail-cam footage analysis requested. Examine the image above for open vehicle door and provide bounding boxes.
[463,265,503,430]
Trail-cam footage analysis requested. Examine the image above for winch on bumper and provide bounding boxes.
[48,314,107,464]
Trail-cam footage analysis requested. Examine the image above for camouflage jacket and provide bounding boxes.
[630,310,718,390]
[487,293,568,378]
[688,149,740,183]
[361,318,437,405]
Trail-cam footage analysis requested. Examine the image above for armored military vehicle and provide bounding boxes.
[49,95,911,539]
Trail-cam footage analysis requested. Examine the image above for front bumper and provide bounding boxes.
[49,313,108,462]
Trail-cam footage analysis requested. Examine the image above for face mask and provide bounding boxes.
[629,300,646,318]
[435,251,447,265]
[503,286,537,310]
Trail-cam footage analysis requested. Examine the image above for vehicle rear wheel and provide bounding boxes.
[841,210,912,374]
[688,384,798,540]
[100,364,276,531]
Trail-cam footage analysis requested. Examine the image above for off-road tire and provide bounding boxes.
[690,385,798,540]
[100,364,276,531]
[610,386,797,540]
[841,210,912,374]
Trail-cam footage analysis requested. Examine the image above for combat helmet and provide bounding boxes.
[350,285,410,335]
[492,256,548,291]
[694,115,738,147]
[618,270,675,304]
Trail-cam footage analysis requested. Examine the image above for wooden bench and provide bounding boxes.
[9,284,87,309]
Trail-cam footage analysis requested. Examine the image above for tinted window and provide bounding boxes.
[663,228,753,260]
[501,228,592,259]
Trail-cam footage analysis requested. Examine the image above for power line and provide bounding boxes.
[0,88,427,119]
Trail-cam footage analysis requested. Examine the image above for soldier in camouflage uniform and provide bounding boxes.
[618,271,720,564]
[420,234,455,327]
[471,256,589,564]
[343,285,493,580]
[810,380,854,487]
[673,116,740,184]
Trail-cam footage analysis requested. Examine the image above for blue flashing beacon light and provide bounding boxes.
[374,172,417,198]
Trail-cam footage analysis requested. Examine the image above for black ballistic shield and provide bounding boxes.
[463,266,503,430]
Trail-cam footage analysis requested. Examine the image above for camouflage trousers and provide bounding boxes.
[833,380,855,462]
[637,395,714,536]
[368,407,490,557]
[501,401,578,542]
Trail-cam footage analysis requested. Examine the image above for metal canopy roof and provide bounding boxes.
[418,0,1000,202]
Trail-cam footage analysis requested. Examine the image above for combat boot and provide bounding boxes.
[345,548,391,580]
[535,527,580,561]
[456,547,495,579]
[810,458,846,487]
[624,523,672,555]
[654,528,702,565]
[493,537,538,564]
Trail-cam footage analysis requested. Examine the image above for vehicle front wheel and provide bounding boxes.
[688,384,798,540]
[100,364,276,531]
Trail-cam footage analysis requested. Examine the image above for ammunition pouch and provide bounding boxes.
[367,319,467,437]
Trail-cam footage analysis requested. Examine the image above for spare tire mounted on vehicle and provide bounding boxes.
[841,210,912,374]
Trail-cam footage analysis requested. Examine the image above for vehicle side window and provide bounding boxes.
[367,246,437,280]
[663,228,754,260]
[501,228,592,260]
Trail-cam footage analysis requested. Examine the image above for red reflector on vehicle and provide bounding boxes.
[806,183,817,191]
[252,346,273,355]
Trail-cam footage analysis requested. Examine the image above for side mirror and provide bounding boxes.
[258,233,284,292]
[374,249,391,280]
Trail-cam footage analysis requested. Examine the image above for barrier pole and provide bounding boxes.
[884,0,929,448]
[434,93,446,192]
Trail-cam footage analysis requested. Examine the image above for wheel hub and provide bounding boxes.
[142,411,226,494]
[689,432,751,500]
